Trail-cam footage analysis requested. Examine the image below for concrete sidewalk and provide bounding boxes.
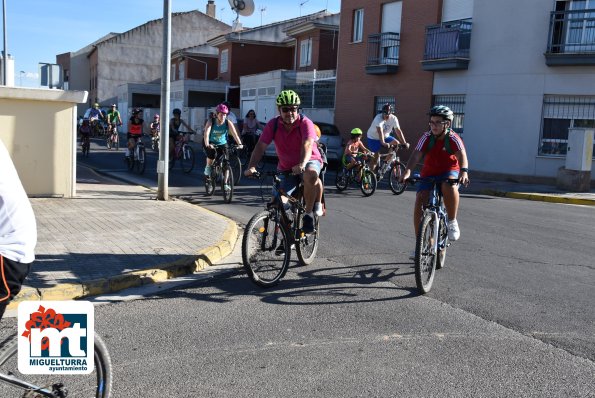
[9,181,238,310]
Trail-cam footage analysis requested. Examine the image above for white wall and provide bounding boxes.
[433,0,595,178]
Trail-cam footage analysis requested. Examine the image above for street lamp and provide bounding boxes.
[19,70,24,86]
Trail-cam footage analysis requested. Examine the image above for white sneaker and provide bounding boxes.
[313,202,324,217]
[448,219,460,241]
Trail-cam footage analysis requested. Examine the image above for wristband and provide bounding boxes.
[460,167,469,173]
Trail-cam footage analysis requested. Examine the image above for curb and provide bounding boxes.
[8,218,238,310]
[479,189,595,206]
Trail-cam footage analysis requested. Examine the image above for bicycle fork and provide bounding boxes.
[428,209,440,256]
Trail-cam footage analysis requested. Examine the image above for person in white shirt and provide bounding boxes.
[0,138,37,320]
[366,103,409,170]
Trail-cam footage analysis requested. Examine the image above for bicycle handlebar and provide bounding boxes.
[406,176,460,186]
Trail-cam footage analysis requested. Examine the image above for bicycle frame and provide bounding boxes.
[421,177,454,255]
[266,172,307,242]
[376,144,407,180]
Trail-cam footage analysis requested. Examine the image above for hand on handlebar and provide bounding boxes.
[244,166,258,177]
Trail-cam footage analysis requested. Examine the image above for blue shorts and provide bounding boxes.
[417,170,460,192]
[367,136,396,152]
[276,160,322,197]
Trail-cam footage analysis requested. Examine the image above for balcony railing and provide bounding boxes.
[421,19,472,71]
[365,32,400,75]
[545,8,595,66]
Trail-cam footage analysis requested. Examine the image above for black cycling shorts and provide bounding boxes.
[0,255,31,320]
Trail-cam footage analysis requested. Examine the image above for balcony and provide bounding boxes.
[365,32,400,75]
[545,9,595,66]
[421,19,472,71]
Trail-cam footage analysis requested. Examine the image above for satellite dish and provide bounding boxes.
[228,0,255,17]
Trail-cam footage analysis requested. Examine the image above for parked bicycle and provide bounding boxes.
[242,171,321,287]
[169,132,195,173]
[106,122,120,150]
[407,175,459,294]
[335,152,377,196]
[127,135,146,174]
[0,333,113,397]
[376,143,408,195]
[204,146,235,203]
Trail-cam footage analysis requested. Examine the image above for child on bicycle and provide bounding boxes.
[343,128,371,172]
[79,118,92,147]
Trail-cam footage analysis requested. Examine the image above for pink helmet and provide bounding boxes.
[154,114,160,119]
[215,103,229,114]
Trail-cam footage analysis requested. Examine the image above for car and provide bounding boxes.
[264,120,344,166]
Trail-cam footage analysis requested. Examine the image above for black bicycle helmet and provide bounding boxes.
[429,105,454,121]
[173,108,181,115]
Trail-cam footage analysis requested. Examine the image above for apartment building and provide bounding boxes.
[337,0,595,181]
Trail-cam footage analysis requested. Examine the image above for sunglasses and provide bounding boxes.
[281,106,299,113]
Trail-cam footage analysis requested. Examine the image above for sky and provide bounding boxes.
[2,0,341,87]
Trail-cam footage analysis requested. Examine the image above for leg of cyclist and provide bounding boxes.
[367,137,382,171]
[302,161,322,232]
[0,256,32,321]
[441,170,461,241]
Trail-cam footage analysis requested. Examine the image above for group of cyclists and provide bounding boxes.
[77,89,469,258]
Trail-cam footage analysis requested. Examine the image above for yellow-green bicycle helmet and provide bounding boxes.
[276,90,301,106]
[350,128,363,136]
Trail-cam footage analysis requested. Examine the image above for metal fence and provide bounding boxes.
[540,95,595,156]
[547,9,595,54]
[283,70,336,109]
[433,95,466,137]
[424,19,472,60]
[367,32,400,65]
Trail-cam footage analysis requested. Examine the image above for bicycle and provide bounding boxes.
[126,135,146,174]
[106,122,120,150]
[335,152,377,196]
[169,132,195,173]
[242,171,321,287]
[375,143,408,195]
[407,175,459,294]
[204,145,235,203]
[90,119,106,138]
[227,143,243,185]
[0,333,113,397]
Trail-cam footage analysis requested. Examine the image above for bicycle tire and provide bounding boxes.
[221,163,234,203]
[230,153,242,186]
[126,152,134,171]
[296,213,319,266]
[114,134,119,151]
[106,136,112,150]
[415,213,437,294]
[360,169,377,197]
[242,209,291,287]
[181,145,195,173]
[436,216,448,270]
[136,146,146,174]
[335,169,348,191]
[82,141,90,157]
[205,168,216,196]
[0,333,113,398]
[389,163,407,195]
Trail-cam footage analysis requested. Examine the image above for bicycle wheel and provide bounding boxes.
[114,133,119,151]
[135,145,146,174]
[181,145,195,173]
[335,168,348,191]
[126,151,134,171]
[82,141,90,157]
[106,135,112,150]
[436,216,448,270]
[205,168,216,196]
[415,213,438,294]
[389,162,407,195]
[230,153,242,185]
[242,209,291,287]
[296,213,320,266]
[221,163,234,203]
[360,169,377,197]
[0,333,113,398]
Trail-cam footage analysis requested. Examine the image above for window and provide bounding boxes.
[432,95,466,137]
[220,49,228,73]
[353,8,364,42]
[540,95,595,156]
[179,60,185,81]
[374,96,395,116]
[300,38,312,67]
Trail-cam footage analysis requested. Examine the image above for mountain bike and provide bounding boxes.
[376,143,408,195]
[227,143,243,185]
[126,135,146,174]
[106,122,120,150]
[169,132,195,173]
[243,171,321,287]
[407,175,459,294]
[0,333,113,397]
[335,152,377,196]
[204,145,234,203]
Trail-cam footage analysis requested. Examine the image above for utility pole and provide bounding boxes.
[2,0,7,86]
[157,0,171,200]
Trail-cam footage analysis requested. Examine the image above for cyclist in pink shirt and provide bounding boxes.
[244,90,323,233]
